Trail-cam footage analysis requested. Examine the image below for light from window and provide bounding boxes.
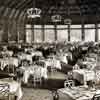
[57,29,68,42]
[85,29,95,41]
[70,29,82,42]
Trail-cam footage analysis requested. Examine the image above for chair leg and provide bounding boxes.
[8,95,11,100]
[40,78,42,86]
[34,81,36,87]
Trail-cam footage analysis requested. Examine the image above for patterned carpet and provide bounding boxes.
[22,88,53,100]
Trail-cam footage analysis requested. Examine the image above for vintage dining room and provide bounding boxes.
[0,0,100,100]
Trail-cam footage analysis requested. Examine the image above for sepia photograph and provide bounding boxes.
[0,0,100,100]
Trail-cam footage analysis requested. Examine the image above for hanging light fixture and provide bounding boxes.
[27,0,41,18]
[51,14,62,22]
[64,6,72,24]
[51,1,62,23]
[64,18,72,24]
[27,8,41,18]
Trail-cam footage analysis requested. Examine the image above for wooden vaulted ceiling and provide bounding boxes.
[0,0,100,24]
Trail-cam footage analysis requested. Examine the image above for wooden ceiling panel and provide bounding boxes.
[0,6,5,16]
[3,8,10,17]
[18,10,25,20]
[9,0,21,8]
[9,9,16,19]
[0,0,99,24]
[15,0,27,9]
[18,0,32,10]
[14,10,20,19]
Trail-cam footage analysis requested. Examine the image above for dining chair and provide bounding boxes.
[92,94,100,100]
[0,84,10,100]
[51,89,59,100]
[64,80,75,88]
[33,68,42,87]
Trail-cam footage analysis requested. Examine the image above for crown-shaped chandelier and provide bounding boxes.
[64,18,72,24]
[27,0,41,18]
[27,8,41,18]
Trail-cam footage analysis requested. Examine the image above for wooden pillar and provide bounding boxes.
[16,21,19,43]
[95,23,98,42]
[82,21,85,41]
[7,19,10,43]
[54,24,57,41]
[15,20,18,42]
[68,24,70,41]
[23,17,27,43]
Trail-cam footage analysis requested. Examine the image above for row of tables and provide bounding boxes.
[56,50,100,100]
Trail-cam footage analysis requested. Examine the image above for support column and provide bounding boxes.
[7,19,10,43]
[16,21,19,43]
[82,21,85,41]
[95,23,98,42]
[68,24,70,41]
[54,24,57,41]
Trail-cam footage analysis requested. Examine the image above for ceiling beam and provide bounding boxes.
[16,11,22,20]
[9,0,19,8]
[10,0,22,8]
[18,0,32,10]
[0,6,5,17]
[9,9,16,19]
[7,8,15,19]
[18,9,25,21]
[15,0,27,9]
[3,8,10,17]
[0,7,7,18]
[14,10,20,19]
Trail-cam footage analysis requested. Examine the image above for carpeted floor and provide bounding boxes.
[22,88,53,100]
[21,71,67,100]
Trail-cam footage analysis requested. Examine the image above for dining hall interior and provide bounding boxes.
[0,0,100,100]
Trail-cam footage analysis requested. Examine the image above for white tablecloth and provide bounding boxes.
[45,59,61,70]
[1,51,13,57]
[0,78,23,100]
[73,69,95,84]
[58,86,100,100]
[18,53,32,63]
[21,66,47,84]
[79,61,96,70]
[59,55,68,64]
[0,57,19,70]
[31,51,43,57]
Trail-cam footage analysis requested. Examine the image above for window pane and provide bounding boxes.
[57,29,68,42]
[44,25,54,28]
[26,24,32,28]
[85,29,95,41]
[45,29,55,42]
[70,29,82,42]
[84,24,95,28]
[34,25,42,28]
[26,29,32,43]
[57,25,68,28]
[71,25,81,28]
[34,29,42,42]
